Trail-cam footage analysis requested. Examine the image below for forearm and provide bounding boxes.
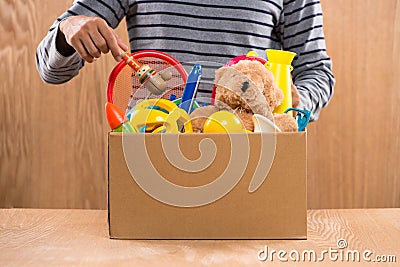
[36,0,129,84]
[295,68,335,120]
[36,22,84,84]
[281,0,335,120]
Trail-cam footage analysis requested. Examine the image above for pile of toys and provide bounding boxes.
[105,50,311,134]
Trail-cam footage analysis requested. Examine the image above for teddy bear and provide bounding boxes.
[190,59,297,132]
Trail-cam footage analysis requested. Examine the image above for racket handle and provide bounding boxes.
[120,51,141,71]
[120,50,168,95]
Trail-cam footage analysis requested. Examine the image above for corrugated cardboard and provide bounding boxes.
[108,132,307,239]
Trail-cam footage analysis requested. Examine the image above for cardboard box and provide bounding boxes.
[108,132,307,239]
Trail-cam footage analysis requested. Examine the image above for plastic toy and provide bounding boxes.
[265,49,296,115]
[129,99,193,133]
[284,108,312,131]
[171,97,200,110]
[203,111,246,133]
[179,64,202,114]
[130,108,169,132]
[225,51,268,66]
[120,51,171,95]
[164,108,193,133]
[252,114,281,133]
[189,105,220,133]
[107,50,188,113]
[105,102,135,132]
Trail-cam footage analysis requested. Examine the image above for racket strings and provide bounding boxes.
[112,56,186,112]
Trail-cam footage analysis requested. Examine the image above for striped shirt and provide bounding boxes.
[36,0,335,120]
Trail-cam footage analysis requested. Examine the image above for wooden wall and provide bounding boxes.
[0,0,118,208]
[0,0,399,209]
[307,0,400,208]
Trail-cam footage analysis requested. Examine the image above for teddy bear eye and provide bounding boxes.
[241,81,250,92]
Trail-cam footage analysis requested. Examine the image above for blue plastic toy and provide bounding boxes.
[284,108,312,132]
[179,64,202,114]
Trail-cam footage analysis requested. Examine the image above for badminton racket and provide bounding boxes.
[106,50,188,113]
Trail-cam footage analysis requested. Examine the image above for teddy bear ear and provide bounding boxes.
[214,66,227,83]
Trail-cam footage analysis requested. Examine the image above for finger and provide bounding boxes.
[97,23,121,61]
[293,101,299,109]
[81,35,101,59]
[291,84,300,108]
[74,40,94,63]
[115,34,128,52]
[90,31,109,54]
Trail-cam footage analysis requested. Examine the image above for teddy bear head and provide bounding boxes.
[231,60,283,111]
[214,60,283,114]
[214,59,286,119]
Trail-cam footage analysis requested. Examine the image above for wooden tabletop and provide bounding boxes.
[0,209,399,266]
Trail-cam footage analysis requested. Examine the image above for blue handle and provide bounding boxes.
[179,64,202,113]
[284,108,312,132]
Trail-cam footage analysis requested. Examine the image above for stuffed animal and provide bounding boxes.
[213,60,297,132]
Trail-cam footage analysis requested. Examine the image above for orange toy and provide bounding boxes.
[105,102,135,132]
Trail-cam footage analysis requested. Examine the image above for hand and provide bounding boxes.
[58,15,128,63]
[291,82,300,108]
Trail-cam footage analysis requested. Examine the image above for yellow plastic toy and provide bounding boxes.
[129,108,168,132]
[129,99,193,133]
[164,108,193,133]
[265,49,296,115]
[203,111,246,133]
[134,98,178,113]
[246,51,259,57]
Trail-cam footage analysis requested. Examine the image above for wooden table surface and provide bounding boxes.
[0,209,399,266]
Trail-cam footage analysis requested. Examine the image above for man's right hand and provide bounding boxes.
[57,15,128,63]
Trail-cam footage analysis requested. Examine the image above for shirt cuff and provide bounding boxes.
[48,22,82,68]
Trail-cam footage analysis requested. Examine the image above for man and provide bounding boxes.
[36,0,334,119]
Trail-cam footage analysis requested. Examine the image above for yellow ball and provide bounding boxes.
[203,111,245,133]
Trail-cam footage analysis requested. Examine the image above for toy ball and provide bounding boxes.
[203,111,245,133]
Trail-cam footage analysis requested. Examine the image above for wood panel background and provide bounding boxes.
[0,0,399,209]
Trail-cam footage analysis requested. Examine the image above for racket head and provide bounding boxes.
[106,50,188,112]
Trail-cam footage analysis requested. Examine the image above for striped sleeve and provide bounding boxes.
[279,0,335,120]
[36,0,128,84]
